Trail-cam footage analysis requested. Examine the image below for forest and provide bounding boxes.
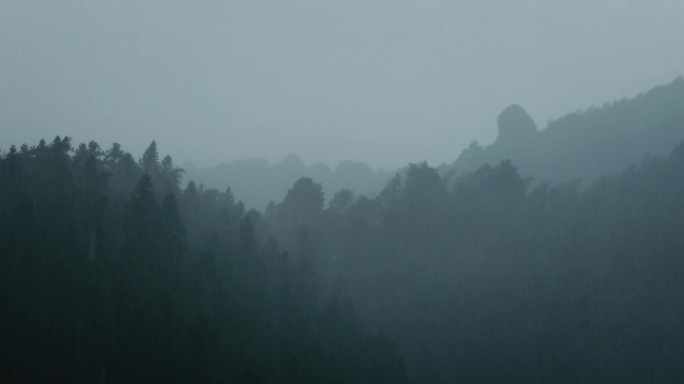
[452,77,684,185]
[182,154,393,211]
[2,81,684,383]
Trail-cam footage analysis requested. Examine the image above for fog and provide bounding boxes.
[4,2,684,383]
[2,0,683,168]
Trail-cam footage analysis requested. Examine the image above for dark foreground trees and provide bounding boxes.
[0,139,406,383]
[4,134,684,383]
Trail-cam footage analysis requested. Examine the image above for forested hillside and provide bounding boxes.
[0,138,406,383]
[3,85,684,382]
[453,77,684,184]
[332,151,684,383]
[4,134,684,382]
[4,0,684,382]
[184,77,684,213]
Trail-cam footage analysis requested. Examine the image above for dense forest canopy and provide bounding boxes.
[2,79,684,382]
[0,138,406,383]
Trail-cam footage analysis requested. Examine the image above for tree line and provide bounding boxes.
[3,132,684,382]
[0,138,406,383]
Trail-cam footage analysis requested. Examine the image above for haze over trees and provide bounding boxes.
[182,155,394,211]
[0,138,406,383]
[452,77,684,185]
[2,79,684,383]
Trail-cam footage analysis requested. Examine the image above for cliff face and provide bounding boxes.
[496,104,538,142]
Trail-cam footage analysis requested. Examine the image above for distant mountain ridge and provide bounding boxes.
[185,77,684,208]
[182,155,395,210]
[450,77,684,184]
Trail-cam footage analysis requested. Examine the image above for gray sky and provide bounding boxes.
[2,0,683,169]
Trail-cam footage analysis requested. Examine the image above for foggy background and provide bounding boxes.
[4,2,684,382]
[2,0,683,169]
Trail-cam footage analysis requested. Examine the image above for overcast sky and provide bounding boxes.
[2,0,683,169]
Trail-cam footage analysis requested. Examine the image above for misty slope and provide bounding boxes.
[183,155,395,210]
[328,143,684,383]
[452,77,684,184]
[5,126,684,382]
[5,76,684,383]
